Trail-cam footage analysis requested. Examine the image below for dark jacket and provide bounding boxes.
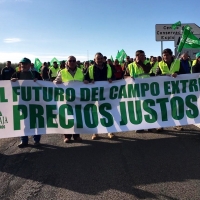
[123,61,132,76]
[41,66,49,80]
[84,63,112,82]
[11,71,42,80]
[1,67,15,80]
[192,61,200,73]
[114,64,123,80]
[180,59,191,74]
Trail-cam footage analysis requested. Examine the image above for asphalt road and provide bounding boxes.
[0,125,200,200]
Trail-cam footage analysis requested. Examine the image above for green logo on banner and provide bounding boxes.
[0,111,8,129]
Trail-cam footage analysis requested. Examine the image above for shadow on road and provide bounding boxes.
[0,130,200,199]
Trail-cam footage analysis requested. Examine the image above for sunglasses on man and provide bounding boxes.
[68,60,76,63]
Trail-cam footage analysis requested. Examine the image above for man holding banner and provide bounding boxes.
[128,50,152,78]
[11,57,42,148]
[156,48,186,77]
[84,52,115,140]
[180,53,191,74]
[128,50,159,133]
[54,56,83,143]
[156,48,189,131]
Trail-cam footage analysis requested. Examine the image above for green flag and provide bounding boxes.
[177,25,192,52]
[116,50,120,60]
[182,32,200,49]
[110,56,114,62]
[50,57,60,66]
[34,58,42,72]
[172,21,181,30]
[118,49,127,64]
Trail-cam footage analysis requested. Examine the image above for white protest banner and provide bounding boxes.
[1,74,200,138]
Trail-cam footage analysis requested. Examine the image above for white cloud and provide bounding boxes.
[0,52,87,63]
[4,38,22,43]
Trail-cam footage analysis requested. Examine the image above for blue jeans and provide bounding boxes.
[21,135,41,143]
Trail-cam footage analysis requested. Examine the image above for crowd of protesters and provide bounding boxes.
[1,49,200,148]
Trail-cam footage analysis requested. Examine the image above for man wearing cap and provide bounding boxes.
[54,56,83,143]
[192,52,200,73]
[11,57,42,148]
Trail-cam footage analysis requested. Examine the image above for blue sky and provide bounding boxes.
[0,0,200,63]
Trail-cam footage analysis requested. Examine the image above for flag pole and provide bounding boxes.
[161,41,163,56]
[169,25,191,75]
[166,52,181,76]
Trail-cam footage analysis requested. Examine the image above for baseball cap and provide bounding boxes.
[20,57,31,64]
[196,52,200,58]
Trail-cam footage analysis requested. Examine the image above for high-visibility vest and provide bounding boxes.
[192,60,197,66]
[150,61,158,73]
[60,68,84,82]
[88,64,112,80]
[129,61,150,78]
[128,63,133,76]
[50,67,60,77]
[189,61,192,73]
[158,60,180,74]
